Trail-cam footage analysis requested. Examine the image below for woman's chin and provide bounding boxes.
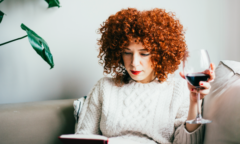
[130,75,144,82]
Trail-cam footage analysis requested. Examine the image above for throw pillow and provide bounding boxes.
[203,60,240,144]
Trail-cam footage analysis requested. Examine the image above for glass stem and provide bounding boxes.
[196,88,202,119]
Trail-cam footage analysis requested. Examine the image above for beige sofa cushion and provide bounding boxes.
[203,60,240,144]
[0,99,75,144]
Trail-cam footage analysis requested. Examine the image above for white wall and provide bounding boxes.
[0,0,239,104]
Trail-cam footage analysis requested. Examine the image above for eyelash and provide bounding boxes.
[124,52,150,56]
[141,54,150,56]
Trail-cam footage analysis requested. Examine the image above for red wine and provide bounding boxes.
[186,73,210,87]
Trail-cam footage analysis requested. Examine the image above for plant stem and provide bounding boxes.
[0,35,28,46]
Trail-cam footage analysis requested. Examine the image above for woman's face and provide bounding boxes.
[122,40,155,83]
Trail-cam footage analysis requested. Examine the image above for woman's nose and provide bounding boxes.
[131,54,140,67]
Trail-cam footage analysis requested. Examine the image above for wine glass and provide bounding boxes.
[183,49,211,124]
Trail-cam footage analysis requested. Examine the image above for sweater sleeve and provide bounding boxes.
[75,78,104,135]
[173,79,205,144]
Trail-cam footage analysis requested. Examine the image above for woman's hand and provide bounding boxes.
[179,63,215,132]
[179,63,215,104]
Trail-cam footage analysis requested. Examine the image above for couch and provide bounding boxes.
[203,60,240,144]
[0,99,75,144]
[0,60,239,144]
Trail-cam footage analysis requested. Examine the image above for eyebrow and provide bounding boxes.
[124,48,148,51]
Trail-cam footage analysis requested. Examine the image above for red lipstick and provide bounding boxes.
[131,70,141,75]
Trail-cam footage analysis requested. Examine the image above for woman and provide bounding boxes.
[76,8,215,144]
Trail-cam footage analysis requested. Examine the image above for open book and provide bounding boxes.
[59,134,108,144]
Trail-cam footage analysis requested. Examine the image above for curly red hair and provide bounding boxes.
[98,8,188,86]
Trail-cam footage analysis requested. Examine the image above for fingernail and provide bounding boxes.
[211,71,213,74]
[201,83,203,85]
[192,88,194,91]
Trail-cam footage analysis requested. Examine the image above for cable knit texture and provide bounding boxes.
[76,77,204,144]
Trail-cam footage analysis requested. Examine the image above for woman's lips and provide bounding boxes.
[130,70,141,75]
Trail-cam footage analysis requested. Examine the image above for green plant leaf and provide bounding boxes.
[45,0,60,8]
[0,11,4,23]
[21,23,54,69]
[0,0,4,3]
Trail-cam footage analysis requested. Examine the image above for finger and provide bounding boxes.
[210,63,215,71]
[209,63,216,81]
[179,71,185,79]
[207,69,215,82]
[190,89,208,100]
[199,82,211,98]
[189,86,199,93]
[199,81,211,90]
[199,89,210,98]
[202,68,215,82]
[209,71,215,82]
[190,89,206,100]
[186,81,195,90]
[190,87,197,93]
[190,82,211,96]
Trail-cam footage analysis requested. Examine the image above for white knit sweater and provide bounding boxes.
[76,77,205,144]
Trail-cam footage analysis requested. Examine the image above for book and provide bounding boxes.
[58,134,108,144]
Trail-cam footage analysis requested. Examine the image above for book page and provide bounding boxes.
[108,138,142,144]
[59,134,108,140]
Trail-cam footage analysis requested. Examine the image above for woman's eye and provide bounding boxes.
[141,53,150,56]
[124,52,131,55]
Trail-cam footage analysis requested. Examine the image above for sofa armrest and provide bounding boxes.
[0,99,76,144]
